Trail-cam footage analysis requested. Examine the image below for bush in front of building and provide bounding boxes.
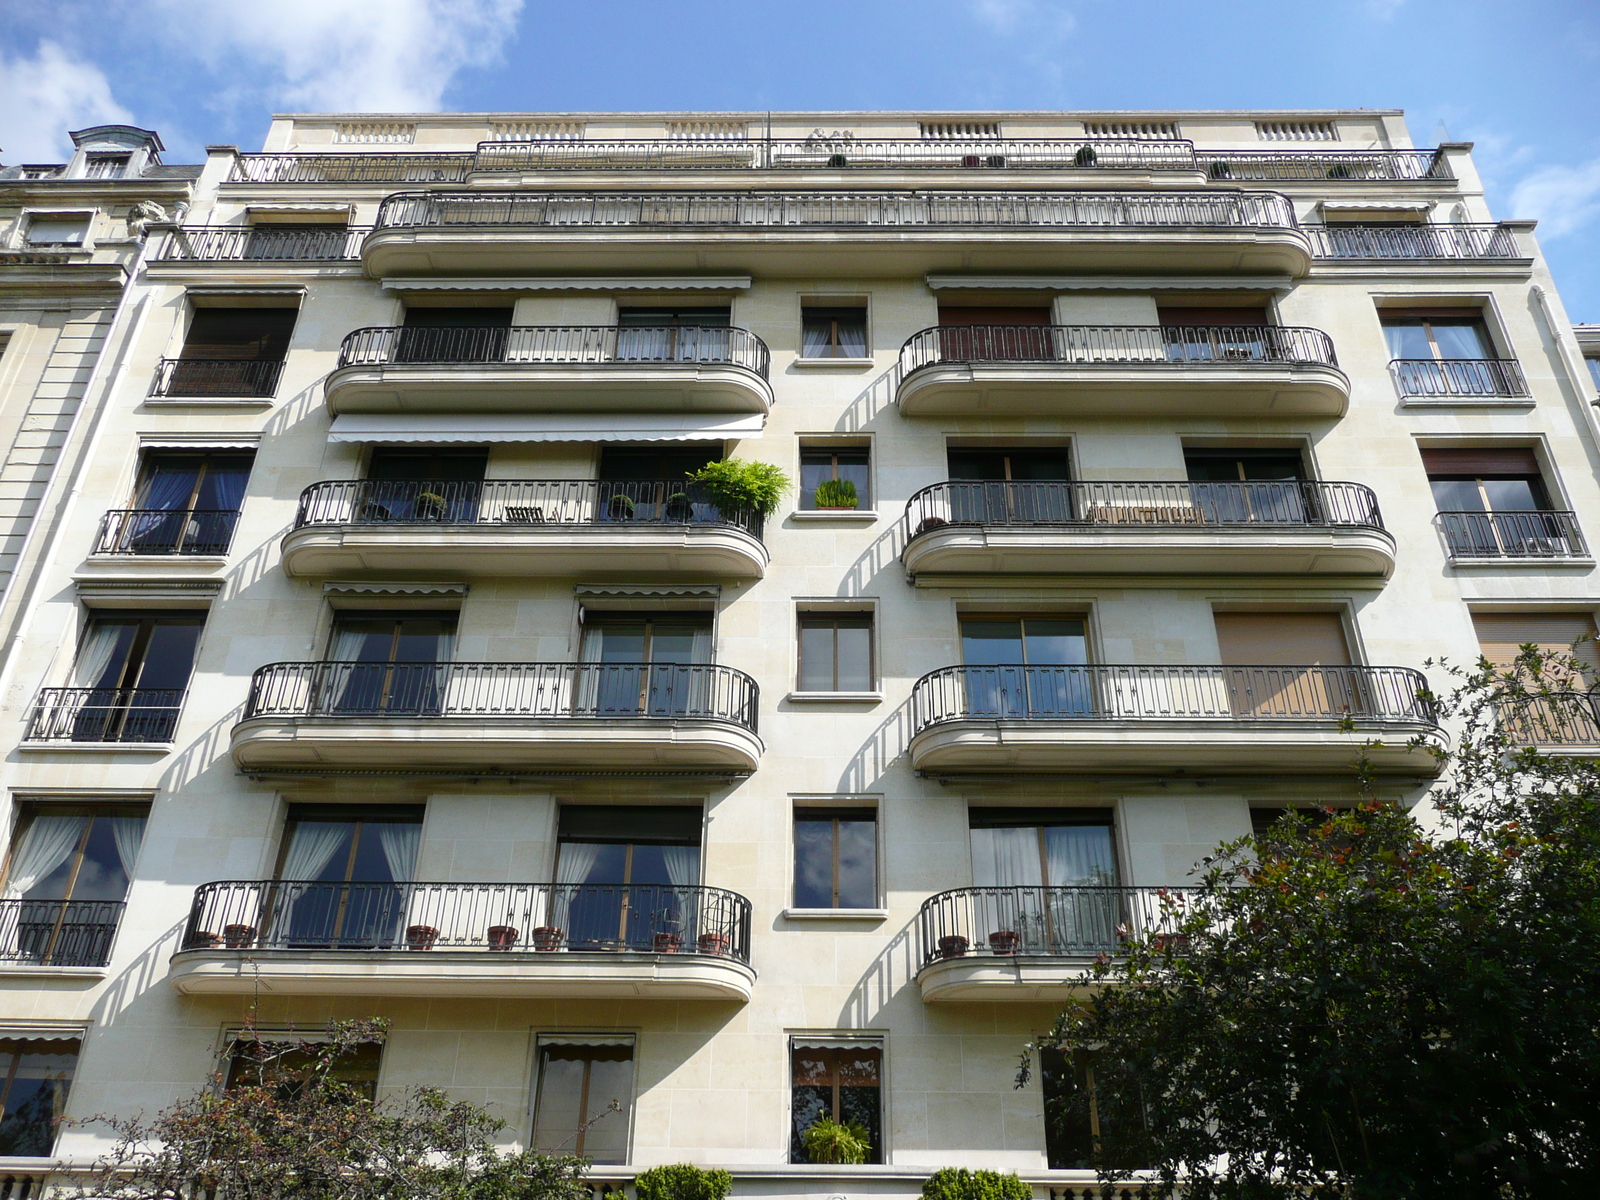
[921,1167,1032,1200]
[634,1163,733,1200]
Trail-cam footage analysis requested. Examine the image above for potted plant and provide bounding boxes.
[812,478,858,511]
[223,924,256,949]
[413,491,448,521]
[685,460,791,522]
[188,930,222,949]
[606,493,636,521]
[938,934,969,959]
[827,153,849,168]
[532,925,563,952]
[802,1115,871,1165]
[1074,145,1098,168]
[1208,159,1233,180]
[651,908,683,953]
[988,929,1020,955]
[487,924,519,951]
[665,492,695,522]
[913,516,949,537]
[405,924,439,951]
[697,931,731,956]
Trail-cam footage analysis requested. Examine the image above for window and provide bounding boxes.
[801,306,867,358]
[532,1038,634,1163]
[947,447,1069,482]
[115,451,253,555]
[617,307,732,363]
[396,307,512,363]
[553,806,702,950]
[242,223,350,262]
[40,613,204,742]
[1040,1047,1146,1170]
[598,445,721,483]
[1473,612,1600,682]
[24,216,89,247]
[936,307,1051,362]
[0,1037,79,1156]
[797,613,873,693]
[1585,354,1600,395]
[960,615,1090,717]
[969,809,1117,954]
[790,1039,882,1163]
[0,804,146,966]
[325,614,456,716]
[359,448,488,522]
[1214,610,1357,717]
[164,307,298,398]
[1422,447,1575,559]
[793,808,877,909]
[578,612,713,717]
[84,154,129,179]
[268,805,424,949]
[945,447,1072,522]
[1382,309,1514,397]
[799,446,870,510]
[225,1035,382,1101]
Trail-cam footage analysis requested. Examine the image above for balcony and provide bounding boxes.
[1437,510,1588,563]
[0,898,126,969]
[169,880,754,1000]
[281,479,767,578]
[25,688,184,745]
[151,357,283,399]
[324,325,772,416]
[153,225,367,264]
[1389,358,1529,400]
[1195,149,1451,183]
[896,324,1346,417]
[362,190,1310,278]
[915,885,1191,1002]
[907,664,1442,777]
[231,661,762,774]
[1306,223,1524,262]
[231,153,475,184]
[1498,695,1600,755]
[94,509,239,557]
[901,480,1393,579]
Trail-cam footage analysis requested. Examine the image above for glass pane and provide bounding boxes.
[1480,479,1543,511]
[947,451,1009,481]
[646,624,701,665]
[835,820,877,908]
[1023,619,1087,666]
[835,456,871,507]
[1238,455,1305,481]
[581,1051,635,1164]
[1429,479,1484,511]
[392,619,452,662]
[1430,320,1492,359]
[77,622,139,689]
[0,1039,77,1156]
[836,624,873,692]
[1043,825,1116,886]
[284,822,357,881]
[1040,1047,1095,1169]
[534,1045,633,1164]
[1382,321,1432,359]
[9,815,90,901]
[68,817,138,901]
[560,842,626,885]
[131,623,202,690]
[227,1040,381,1101]
[597,624,647,663]
[799,455,834,510]
[533,1050,588,1153]
[961,620,1024,664]
[1587,357,1600,391]
[1007,452,1072,482]
[793,820,836,908]
[798,624,836,692]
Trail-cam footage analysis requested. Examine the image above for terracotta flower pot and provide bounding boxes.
[189,930,222,949]
[487,925,519,951]
[988,930,1020,955]
[938,935,970,959]
[406,925,439,951]
[223,924,256,949]
[532,926,563,952]
[697,932,730,957]
[652,932,682,954]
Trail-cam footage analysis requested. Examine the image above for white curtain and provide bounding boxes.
[576,626,605,713]
[3,815,84,898]
[661,846,699,888]
[970,827,1043,888]
[281,822,351,880]
[377,822,421,884]
[433,630,455,664]
[73,624,125,689]
[1044,826,1116,887]
[105,817,147,886]
[555,842,602,886]
[328,627,368,661]
[802,324,832,358]
[690,628,712,663]
[837,321,867,357]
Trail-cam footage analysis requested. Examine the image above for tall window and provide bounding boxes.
[616,307,732,363]
[1422,447,1570,558]
[0,1037,79,1156]
[122,451,253,555]
[1,805,146,966]
[396,306,512,363]
[797,613,873,693]
[532,1038,634,1163]
[1382,311,1495,362]
[799,446,870,510]
[268,805,424,949]
[53,613,203,742]
[801,306,867,359]
[1586,354,1600,395]
[324,613,456,715]
[167,307,298,397]
[793,809,877,910]
[225,1034,382,1101]
[946,447,1072,523]
[360,448,488,522]
[553,806,702,950]
[960,615,1090,717]
[1184,448,1307,524]
[790,1039,882,1163]
[1040,1048,1145,1171]
[970,809,1117,954]
[579,612,713,717]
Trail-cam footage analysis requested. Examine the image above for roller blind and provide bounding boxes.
[1472,613,1600,672]
[937,306,1051,325]
[1421,448,1540,477]
[1215,613,1351,666]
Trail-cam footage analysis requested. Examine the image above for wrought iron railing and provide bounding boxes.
[231,153,475,183]
[1436,510,1587,560]
[1196,149,1451,182]
[908,664,1435,736]
[0,898,126,967]
[25,688,187,743]
[336,324,770,377]
[1388,358,1528,398]
[152,357,284,397]
[899,323,1337,375]
[154,226,369,262]
[182,880,752,962]
[917,886,1197,966]
[243,661,760,734]
[95,509,240,556]
[1497,694,1600,748]
[903,480,1383,540]
[294,478,764,539]
[1306,223,1520,260]
[372,189,1300,233]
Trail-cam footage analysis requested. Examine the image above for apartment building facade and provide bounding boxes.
[0,109,1594,1195]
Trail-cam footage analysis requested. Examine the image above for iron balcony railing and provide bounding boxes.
[1436,510,1587,560]
[908,664,1435,737]
[372,189,1300,234]
[231,153,475,184]
[95,509,239,556]
[917,886,1196,966]
[182,880,752,962]
[294,478,764,539]
[154,225,369,262]
[0,898,126,968]
[1498,694,1600,748]
[1306,223,1520,260]
[336,324,771,378]
[25,688,187,743]
[1388,358,1529,398]
[899,323,1337,375]
[1196,149,1451,182]
[903,480,1383,541]
[152,357,283,398]
[244,661,760,734]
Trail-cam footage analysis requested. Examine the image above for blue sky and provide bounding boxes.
[3,0,1598,317]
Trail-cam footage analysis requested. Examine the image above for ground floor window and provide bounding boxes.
[224,1032,383,1101]
[1040,1046,1147,1170]
[0,1036,79,1156]
[790,1038,883,1164]
[532,1037,634,1163]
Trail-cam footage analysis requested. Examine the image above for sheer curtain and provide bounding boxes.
[971,826,1044,948]
[281,823,351,880]
[802,323,832,358]
[105,817,147,893]
[328,627,369,661]
[377,823,421,884]
[136,467,196,513]
[551,841,602,933]
[73,624,126,690]
[3,816,84,898]
[576,625,605,714]
[1044,825,1118,952]
[837,321,867,357]
[687,628,714,716]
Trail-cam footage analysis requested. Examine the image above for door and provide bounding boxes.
[1157,306,1271,362]
[1,806,146,966]
[363,448,488,522]
[1423,448,1561,557]
[173,308,297,396]
[268,806,423,949]
[596,445,722,523]
[616,307,732,363]
[969,809,1118,952]
[960,616,1090,718]
[579,614,713,717]
[1184,449,1307,524]
[553,806,703,951]
[127,452,253,554]
[936,306,1052,362]
[396,306,512,363]
[323,614,456,716]
[66,615,202,741]
[946,447,1072,523]
[1214,611,1356,717]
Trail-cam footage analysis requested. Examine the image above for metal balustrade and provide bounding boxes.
[903,480,1383,541]
[244,661,759,734]
[917,886,1197,966]
[1388,358,1528,398]
[231,153,475,183]
[1436,510,1587,560]
[25,688,187,743]
[1196,149,1451,182]
[1305,223,1520,260]
[909,664,1435,737]
[899,323,1337,375]
[295,478,764,539]
[152,357,284,397]
[372,189,1300,233]
[0,898,126,967]
[1498,694,1600,748]
[336,324,770,377]
[154,226,369,262]
[183,880,753,962]
[95,509,239,556]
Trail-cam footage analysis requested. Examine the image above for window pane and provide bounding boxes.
[793,820,835,908]
[836,624,873,692]
[25,220,88,246]
[70,816,143,901]
[131,622,203,690]
[790,1044,882,1164]
[581,1052,635,1163]
[1382,321,1431,359]
[533,1044,633,1164]
[1586,357,1600,391]
[0,1038,78,1157]
[798,623,837,692]
[835,820,877,908]
[1040,1047,1095,1169]
[1430,320,1492,359]
[7,815,90,901]
[1023,619,1087,666]
[835,455,871,507]
[1429,479,1483,511]
[1480,479,1544,511]
[226,1039,381,1101]
[798,455,834,510]
[961,619,1024,664]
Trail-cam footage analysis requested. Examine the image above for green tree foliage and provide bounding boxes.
[1020,645,1600,1198]
[687,460,791,517]
[920,1167,1032,1200]
[634,1163,733,1200]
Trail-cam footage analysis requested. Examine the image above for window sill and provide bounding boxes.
[1448,556,1596,569]
[790,357,876,369]
[17,741,174,755]
[785,691,883,704]
[1401,395,1535,409]
[789,510,879,524]
[782,908,889,922]
[0,965,107,980]
[143,396,275,408]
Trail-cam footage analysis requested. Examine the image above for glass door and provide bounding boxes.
[324,614,455,716]
[970,809,1117,952]
[946,448,1072,524]
[579,613,712,717]
[268,806,423,948]
[553,807,702,951]
[363,448,488,523]
[128,452,252,554]
[960,616,1090,718]
[1,806,146,965]
[69,615,202,741]
[1184,449,1307,524]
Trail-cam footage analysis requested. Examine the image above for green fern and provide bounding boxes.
[801,1115,871,1164]
[812,478,859,509]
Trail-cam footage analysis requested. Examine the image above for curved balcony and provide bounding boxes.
[362,189,1310,278]
[324,324,772,415]
[231,661,762,774]
[170,880,754,1001]
[281,478,767,578]
[900,480,1393,579]
[907,664,1442,777]
[897,324,1346,416]
[915,885,1193,1002]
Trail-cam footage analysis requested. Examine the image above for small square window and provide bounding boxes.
[799,446,870,510]
[794,808,877,909]
[801,306,867,358]
[532,1038,634,1163]
[798,613,873,692]
[25,216,89,247]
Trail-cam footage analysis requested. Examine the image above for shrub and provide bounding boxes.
[634,1163,733,1200]
[921,1168,1031,1200]
[687,460,791,517]
[801,1116,871,1164]
[812,478,858,508]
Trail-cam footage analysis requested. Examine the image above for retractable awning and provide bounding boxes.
[325,412,764,444]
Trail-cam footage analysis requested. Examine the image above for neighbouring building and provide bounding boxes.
[0,109,1594,1197]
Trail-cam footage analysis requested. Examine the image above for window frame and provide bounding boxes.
[19,210,94,251]
[220,1029,384,1101]
[1378,308,1499,362]
[0,1033,82,1157]
[792,807,879,911]
[796,611,876,694]
[799,303,869,360]
[529,1034,637,1164]
[788,1035,886,1164]
[797,443,872,511]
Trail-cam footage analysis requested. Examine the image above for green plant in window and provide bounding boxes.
[812,478,859,510]
[686,460,792,517]
[414,491,448,519]
[634,1163,733,1200]
[802,1115,871,1165]
[921,1168,1031,1200]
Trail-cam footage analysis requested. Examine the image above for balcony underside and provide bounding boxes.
[903,526,1395,580]
[231,715,764,774]
[168,948,755,1001]
[909,719,1444,777]
[362,228,1314,280]
[916,955,1100,1003]
[280,524,769,579]
[897,362,1349,417]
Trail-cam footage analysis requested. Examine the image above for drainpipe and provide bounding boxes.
[1530,282,1600,452]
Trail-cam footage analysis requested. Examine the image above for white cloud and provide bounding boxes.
[1511,157,1600,240]
[0,40,133,163]
[151,0,524,112]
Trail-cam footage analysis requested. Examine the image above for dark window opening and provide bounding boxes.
[0,1038,78,1156]
[555,806,703,950]
[598,445,721,482]
[793,808,877,910]
[947,448,1070,482]
[802,306,867,358]
[1423,447,1570,558]
[790,1041,882,1164]
[324,614,456,716]
[358,449,488,522]
[225,1036,382,1102]
[267,805,425,950]
[118,451,253,555]
[797,614,873,693]
[616,307,731,327]
[397,306,513,363]
[166,307,298,397]
[52,614,202,742]
[577,613,713,718]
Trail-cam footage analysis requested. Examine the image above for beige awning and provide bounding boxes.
[326,412,764,444]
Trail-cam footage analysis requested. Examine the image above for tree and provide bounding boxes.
[1019,645,1600,1198]
[84,1018,595,1200]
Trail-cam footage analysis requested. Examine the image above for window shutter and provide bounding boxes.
[1420,448,1539,477]
[1472,613,1600,672]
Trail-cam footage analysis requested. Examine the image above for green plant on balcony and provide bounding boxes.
[686,460,791,517]
[801,1115,871,1165]
[634,1163,732,1200]
[812,478,858,510]
[413,491,448,520]
[921,1168,1031,1200]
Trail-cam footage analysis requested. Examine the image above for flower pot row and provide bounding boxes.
[190,924,736,956]
[937,930,1022,959]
